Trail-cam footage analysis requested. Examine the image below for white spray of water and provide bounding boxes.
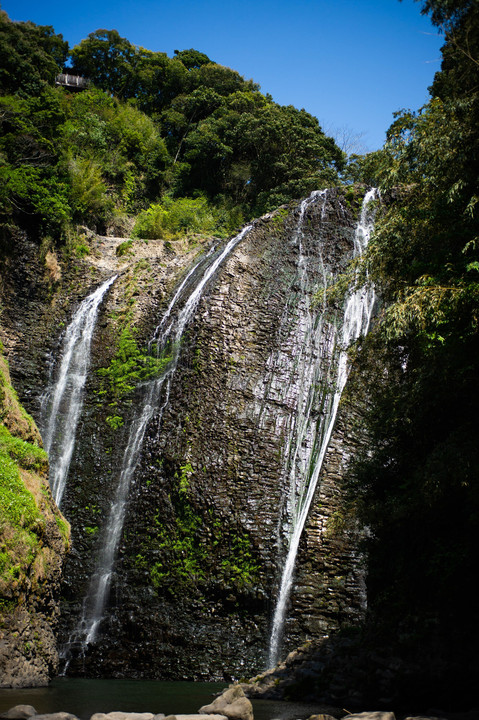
[62,226,253,665]
[267,189,378,667]
[41,276,117,507]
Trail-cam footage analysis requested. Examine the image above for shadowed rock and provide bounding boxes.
[0,707,38,720]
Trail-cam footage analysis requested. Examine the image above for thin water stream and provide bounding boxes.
[267,189,378,667]
[41,276,117,508]
[62,226,253,666]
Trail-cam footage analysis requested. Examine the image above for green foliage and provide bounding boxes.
[150,503,207,590]
[174,48,212,70]
[178,461,193,494]
[0,91,71,236]
[132,196,218,239]
[61,89,170,216]
[150,510,260,595]
[0,11,68,96]
[148,472,260,596]
[0,424,48,472]
[343,150,388,186]
[174,97,344,213]
[69,29,138,98]
[220,532,259,585]
[74,242,90,258]
[97,325,171,429]
[347,0,479,661]
[0,346,69,597]
[0,447,42,529]
[132,203,169,240]
[0,431,47,587]
[105,414,124,429]
[0,9,344,236]
[67,26,342,214]
[414,0,475,29]
[55,515,70,540]
[115,240,133,256]
[67,156,113,225]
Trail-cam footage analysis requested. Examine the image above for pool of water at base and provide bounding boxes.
[0,679,335,720]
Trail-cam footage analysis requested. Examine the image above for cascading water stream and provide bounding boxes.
[267,188,378,668]
[62,225,253,665]
[41,276,117,508]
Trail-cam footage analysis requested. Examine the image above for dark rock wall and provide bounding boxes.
[0,344,70,687]
[1,189,371,683]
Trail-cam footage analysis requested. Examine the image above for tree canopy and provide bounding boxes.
[345,0,479,702]
[0,13,343,241]
[0,11,68,96]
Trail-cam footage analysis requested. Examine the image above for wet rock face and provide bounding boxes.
[1,189,371,682]
[0,343,70,687]
[0,578,62,688]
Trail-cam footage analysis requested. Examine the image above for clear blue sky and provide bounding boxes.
[2,0,444,151]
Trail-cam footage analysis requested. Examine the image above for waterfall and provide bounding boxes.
[62,225,253,664]
[41,276,117,508]
[267,188,378,668]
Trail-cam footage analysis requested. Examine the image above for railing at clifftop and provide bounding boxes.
[55,74,90,90]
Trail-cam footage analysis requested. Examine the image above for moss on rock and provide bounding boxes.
[0,346,70,687]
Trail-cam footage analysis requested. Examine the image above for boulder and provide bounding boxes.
[90,714,154,720]
[344,714,395,720]
[33,714,80,720]
[164,716,227,720]
[0,707,38,720]
[307,715,338,720]
[199,686,253,720]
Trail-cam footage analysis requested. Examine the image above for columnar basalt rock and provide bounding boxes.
[1,188,372,683]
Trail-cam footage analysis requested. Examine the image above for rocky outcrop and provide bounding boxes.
[1,188,372,682]
[242,627,466,712]
[54,188,371,678]
[0,347,70,687]
[199,685,253,720]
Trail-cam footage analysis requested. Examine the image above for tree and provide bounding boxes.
[0,11,68,96]
[0,89,71,236]
[174,96,344,211]
[346,0,479,702]
[173,48,212,70]
[70,29,138,98]
[132,49,189,113]
[411,0,475,26]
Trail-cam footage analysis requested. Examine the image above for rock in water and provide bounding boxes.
[343,714,396,720]
[0,707,38,720]
[199,686,254,720]
[33,714,80,720]
[164,716,227,720]
[90,714,155,720]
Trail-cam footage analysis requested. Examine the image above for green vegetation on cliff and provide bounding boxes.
[343,0,479,690]
[97,323,171,428]
[0,431,46,586]
[137,476,261,597]
[0,9,343,247]
[0,348,69,599]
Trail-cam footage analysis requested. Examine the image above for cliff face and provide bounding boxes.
[0,188,371,683]
[0,344,70,687]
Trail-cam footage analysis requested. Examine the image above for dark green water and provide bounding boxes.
[0,679,328,720]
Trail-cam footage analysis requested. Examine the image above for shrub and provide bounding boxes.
[132,195,217,239]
